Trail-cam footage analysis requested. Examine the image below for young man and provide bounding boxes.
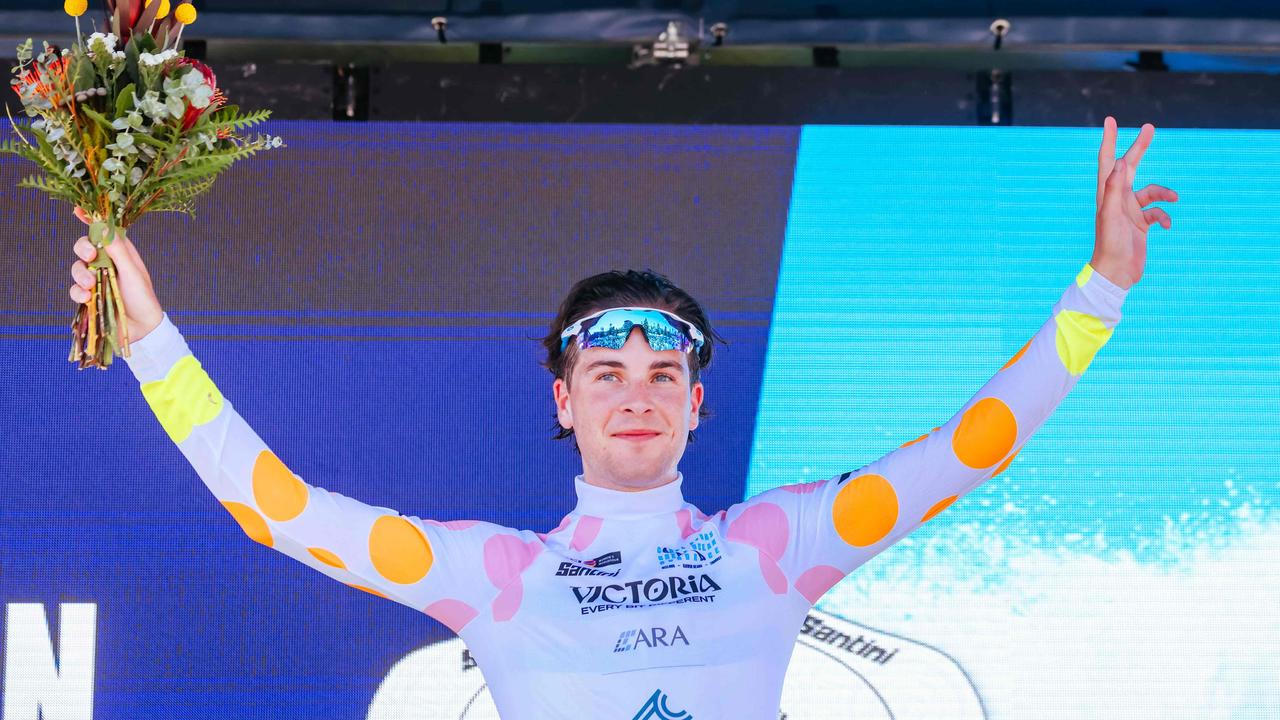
[68,119,1175,718]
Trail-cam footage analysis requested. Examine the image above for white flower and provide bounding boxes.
[129,167,144,185]
[45,125,65,142]
[270,136,283,149]
[101,157,125,173]
[139,52,168,67]
[86,32,118,55]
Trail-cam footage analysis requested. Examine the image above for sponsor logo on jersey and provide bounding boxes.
[571,574,721,615]
[800,614,899,665]
[554,550,623,577]
[632,688,692,720]
[656,527,722,570]
[613,625,690,653]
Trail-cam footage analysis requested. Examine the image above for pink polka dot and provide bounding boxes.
[570,515,603,552]
[425,519,480,531]
[424,599,478,634]
[482,535,542,623]
[781,480,823,494]
[726,503,789,560]
[795,565,845,604]
[492,582,524,622]
[548,515,571,534]
[483,535,542,588]
[675,508,696,540]
[695,509,709,522]
[758,553,787,595]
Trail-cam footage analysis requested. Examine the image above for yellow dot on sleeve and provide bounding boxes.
[952,397,1018,469]
[140,355,224,444]
[252,450,309,522]
[921,495,957,523]
[1076,264,1094,287]
[307,547,346,569]
[369,516,434,584]
[1054,310,1113,375]
[831,474,899,547]
[221,501,273,547]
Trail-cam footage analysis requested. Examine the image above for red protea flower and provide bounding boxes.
[173,57,219,131]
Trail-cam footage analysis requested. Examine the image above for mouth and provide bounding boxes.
[612,431,662,441]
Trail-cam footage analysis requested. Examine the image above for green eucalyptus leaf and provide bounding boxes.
[89,221,106,247]
[115,83,136,116]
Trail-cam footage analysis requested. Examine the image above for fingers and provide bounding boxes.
[73,206,91,225]
[74,235,97,263]
[1104,157,1129,207]
[1123,123,1156,172]
[1098,116,1117,169]
[1135,183,1179,208]
[1143,206,1173,230]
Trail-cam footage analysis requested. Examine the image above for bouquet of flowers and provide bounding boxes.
[2,0,280,369]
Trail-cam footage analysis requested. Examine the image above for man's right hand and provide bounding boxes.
[68,207,165,343]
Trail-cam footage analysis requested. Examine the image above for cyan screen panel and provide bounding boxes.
[750,124,1279,717]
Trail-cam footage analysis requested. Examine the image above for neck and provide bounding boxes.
[572,472,686,517]
[580,466,680,493]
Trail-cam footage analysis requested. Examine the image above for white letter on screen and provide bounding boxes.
[2,603,97,720]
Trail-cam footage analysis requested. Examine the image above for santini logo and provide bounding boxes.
[614,625,689,653]
[555,550,623,577]
[632,689,692,720]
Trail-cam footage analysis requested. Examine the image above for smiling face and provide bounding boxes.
[553,326,704,492]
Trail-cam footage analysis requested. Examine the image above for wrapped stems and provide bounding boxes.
[69,242,131,369]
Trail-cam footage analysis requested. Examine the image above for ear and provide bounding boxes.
[689,382,704,431]
[553,377,573,429]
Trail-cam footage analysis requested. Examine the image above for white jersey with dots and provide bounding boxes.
[125,264,1127,719]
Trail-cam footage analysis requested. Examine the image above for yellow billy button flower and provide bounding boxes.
[174,2,197,24]
[146,0,172,20]
[63,0,88,17]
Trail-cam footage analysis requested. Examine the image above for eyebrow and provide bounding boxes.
[581,359,685,374]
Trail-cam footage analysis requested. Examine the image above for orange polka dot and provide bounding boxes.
[348,584,388,599]
[308,547,346,569]
[369,516,434,585]
[1001,340,1031,371]
[252,450,309,522]
[951,397,1018,469]
[221,501,273,547]
[921,496,957,523]
[898,427,940,449]
[831,474,899,547]
[992,448,1020,478]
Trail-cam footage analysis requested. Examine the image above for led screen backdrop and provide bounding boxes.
[1,122,1276,719]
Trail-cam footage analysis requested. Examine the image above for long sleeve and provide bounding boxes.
[723,263,1128,604]
[124,315,531,635]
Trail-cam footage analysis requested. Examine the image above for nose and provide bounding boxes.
[618,382,655,414]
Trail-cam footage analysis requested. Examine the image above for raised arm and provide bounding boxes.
[722,119,1177,601]
[69,225,526,635]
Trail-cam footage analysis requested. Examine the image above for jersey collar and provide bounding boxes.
[572,473,686,517]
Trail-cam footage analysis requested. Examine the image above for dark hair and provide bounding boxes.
[540,269,725,444]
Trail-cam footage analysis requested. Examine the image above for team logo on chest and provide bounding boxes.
[656,527,722,569]
[614,625,690,653]
[554,550,623,577]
